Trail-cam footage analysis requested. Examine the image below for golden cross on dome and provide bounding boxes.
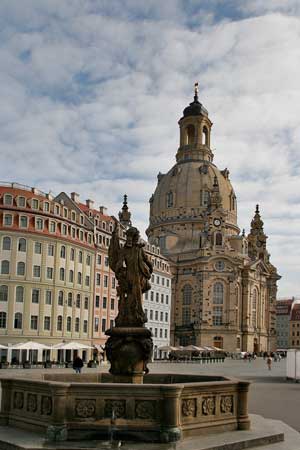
[194,82,199,95]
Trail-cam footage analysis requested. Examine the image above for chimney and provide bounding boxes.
[99,206,108,215]
[71,192,80,203]
[86,199,94,209]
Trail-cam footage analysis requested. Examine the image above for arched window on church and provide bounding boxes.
[215,232,223,246]
[166,191,173,208]
[182,284,192,305]
[252,289,258,328]
[202,126,209,146]
[186,125,195,145]
[213,282,224,326]
[201,190,210,207]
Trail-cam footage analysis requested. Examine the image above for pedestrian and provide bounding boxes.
[73,355,83,374]
[267,355,272,371]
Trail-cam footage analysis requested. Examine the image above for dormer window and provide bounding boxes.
[71,211,76,221]
[80,215,84,225]
[35,217,43,230]
[55,205,60,215]
[18,196,26,207]
[63,208,68,218]
[32,198,39,209]
[3,194,13,206]
[43,202,50,212]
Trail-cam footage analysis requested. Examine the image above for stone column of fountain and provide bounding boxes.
[105,224,153,384]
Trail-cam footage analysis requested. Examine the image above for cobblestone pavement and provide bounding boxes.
[1,358,299,432]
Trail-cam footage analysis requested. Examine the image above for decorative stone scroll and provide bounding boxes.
[181,398,197,417]
[27,393,37,413]
[135,400,156,420]
[75,399,96,418]
[202,397,215,416]
[41,396,52,415]
[104,400,126,418]
[13,391,24,409]
[220,395,233,414]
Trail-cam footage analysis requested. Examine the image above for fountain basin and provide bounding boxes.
[0,373,250,443]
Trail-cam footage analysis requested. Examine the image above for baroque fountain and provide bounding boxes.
[0,224,252,446]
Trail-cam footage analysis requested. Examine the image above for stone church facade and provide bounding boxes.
[147,87,280,353]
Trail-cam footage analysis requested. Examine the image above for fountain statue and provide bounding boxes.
[105,224,153,383]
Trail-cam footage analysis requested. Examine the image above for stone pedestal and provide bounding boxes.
[105,327,153,384]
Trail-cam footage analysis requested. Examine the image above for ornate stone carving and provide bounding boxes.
[75,399,96,418]
[135,400,156,420]
[104,400,126,418]
[27,393,37,413]
[41,396,52,415]
[46,425,67,441]
[202,397,215,416]
[181,398,197,417]
[220,395,233,414]
[13,391,24,409]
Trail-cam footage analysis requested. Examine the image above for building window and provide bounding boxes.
[75,318,80,332]
[213,336,223,349]
[32,289,40,303]
[16,286,24,303]
[201,190,210,207]
[46,267,53,279]
[0,312,7,328]
[84,297,89,309]
[156,293,159,302]
[155,311,158,320]
[44,316,51,331]
[34,242,42,254]
[165,312,168,322]
[95,295,100,308]
[97,254,101,265]
[85,275,90,286]
[33,265,41,278]
[112,277,116,289]
[0,285,8,302]
[59,268,65,281]
[48,244,54,256]
[4,214,13,226]
[76,294,81,308]
[252,289,258,328]
[213,282,224,304]
[83,320,88,333]
[96,273,101,286]
[49,221,56,233]
[66,316,72,332]
[57,315,63,331]
[67,292,72,307]
[60,246,66,258]
[104,275,108,288]
[166,191,173,208]
[154,328,158,337]
[165,329,168,338]
[1,260,9,274]
[111,298,115,310]
[182,307,190,325]
[58,291,64,306]
[18,196,26,207]
[17,261,25,276]
[150,310,153,320]
[160,311,163,321]
[45,290,52,305]
[70,248,75,261]
[18,238,26,252]
[35,218,43,230]
[183,284,192,305]
[78,251,83,263]
[104,257,109,267]
[32,199,39,209]
[103,297,107,309]
[94,318,99,332]
[102,318,106,332]
[4,194,13,205]
[31,315,38,330]
[86,255,91,266]
[77,272,82,284]
[213,306,223,326]
[14,312,22,329]
[151,291,154,301]
[161,294,164,303]
[20,216,28,228]
[2,237,11,250]
[215,260,225,271]
[166,295,169,304]
[69,270,74,283]
[43,201,50,212]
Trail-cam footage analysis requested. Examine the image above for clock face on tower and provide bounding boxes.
[214,218,221,227]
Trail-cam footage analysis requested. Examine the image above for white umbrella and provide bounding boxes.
[11,341,52,350]
[52,341,93,350]
[158,345,178,352]
[184,345,204,352]
[0,344,8,349]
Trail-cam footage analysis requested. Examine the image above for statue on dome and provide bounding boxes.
[109,223,153,327]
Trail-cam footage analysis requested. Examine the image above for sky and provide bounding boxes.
[0,0,299,297]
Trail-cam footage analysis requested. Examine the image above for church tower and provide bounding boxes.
[147,86,280,352]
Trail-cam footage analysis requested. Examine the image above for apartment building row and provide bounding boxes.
[276,298,300,350]
[0,182,172,359]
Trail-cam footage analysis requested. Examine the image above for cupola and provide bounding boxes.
[177,83,214,163]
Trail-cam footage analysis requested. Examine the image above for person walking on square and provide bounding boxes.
[73,355,83,374]
[267,355,272,371]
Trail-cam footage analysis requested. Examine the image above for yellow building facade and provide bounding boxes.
[147,88,280,353]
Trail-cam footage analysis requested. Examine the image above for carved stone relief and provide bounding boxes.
[182,398,197,417]
[13,391,24,409]
[75,399,96,418]
[135,400,156,420]
[104,400,126,418]
[27,393,37,413]
[220,395,233,414]
[202,397,215,416]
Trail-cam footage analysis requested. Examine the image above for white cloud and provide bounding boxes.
[0,1,299,296]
